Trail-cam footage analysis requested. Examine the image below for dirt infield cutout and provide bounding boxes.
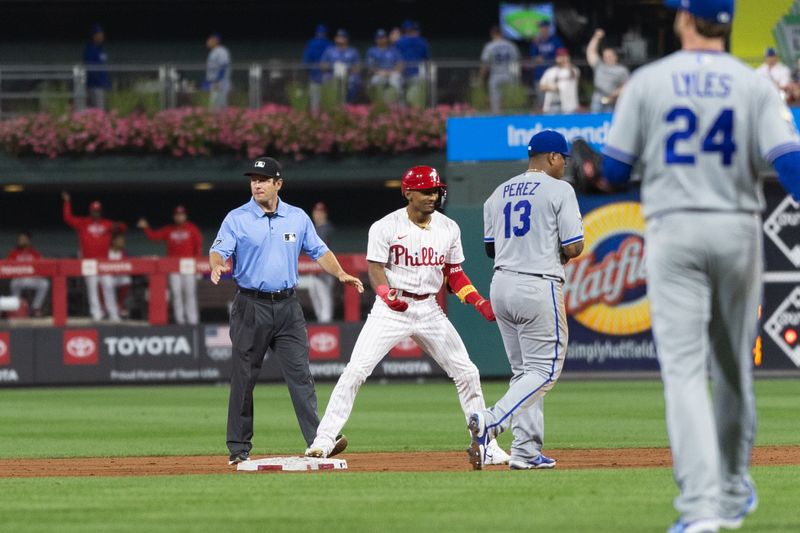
[1,446,798,478]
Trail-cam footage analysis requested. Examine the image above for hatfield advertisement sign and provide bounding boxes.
[565,193,658,371]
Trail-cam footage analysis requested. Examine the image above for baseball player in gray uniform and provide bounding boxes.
[468,130,584,471]
[480,26,520,114]
[602,1,800,532]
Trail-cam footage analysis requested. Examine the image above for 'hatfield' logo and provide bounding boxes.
[389,245,446,267]
[564,201,650,336]
[63,330,99,365]
[104,336,192,357]
[564,237,646,313]
[308,326,340,360]
[0,332,9,366]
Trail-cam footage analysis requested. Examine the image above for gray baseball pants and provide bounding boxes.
[226,291,320,454]
[483,270,567,461]
[646,211,760,522]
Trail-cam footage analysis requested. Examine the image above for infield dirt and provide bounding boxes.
[2,446,798,478]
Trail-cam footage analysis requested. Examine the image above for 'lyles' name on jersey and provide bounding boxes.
[367,208,464,295]
[671,71,731,98]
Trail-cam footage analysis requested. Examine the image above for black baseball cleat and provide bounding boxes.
[329,434,348,458]
[228,451,250,465]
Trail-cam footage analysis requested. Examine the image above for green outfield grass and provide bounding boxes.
[0,467,798,533]
[0,379,798,533]
[0,379,797,459]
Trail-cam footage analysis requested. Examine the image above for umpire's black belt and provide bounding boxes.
[237,287,295,301]
[495,267,563,283]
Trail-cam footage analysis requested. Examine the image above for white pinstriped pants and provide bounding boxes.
[315,296,486,444]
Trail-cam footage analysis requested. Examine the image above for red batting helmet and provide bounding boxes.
[401,166,447,206]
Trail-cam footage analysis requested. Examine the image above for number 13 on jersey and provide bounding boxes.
[503,200,532,238]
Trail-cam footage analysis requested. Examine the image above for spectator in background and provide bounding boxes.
[107,232,132,319]
[757,47,791,99]
[529,19,564,87]
[480,25,520,114]
[138,205,203,325]
[297,202,335,323]
[204,33,231,110]
[62,192,127,322]
[539,48,580,114]
[320,29,361,104]
[302,24,333,114]
[389,27,402,46]
[395,20,430,80]
[83,24,110,110]
[367,29,404,101]
[7,232,49,318]
[586,29,629,113]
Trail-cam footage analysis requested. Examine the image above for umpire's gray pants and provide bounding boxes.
[226,291,319,454]
[646,212,760,522]
[484,271,567,461]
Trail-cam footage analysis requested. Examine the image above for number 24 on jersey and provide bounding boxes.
[665,107,736,166]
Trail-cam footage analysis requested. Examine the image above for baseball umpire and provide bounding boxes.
[603,1,800,531]
[209,156,363,465]
[468,130,584,471]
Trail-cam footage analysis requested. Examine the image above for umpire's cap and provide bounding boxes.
[245,157,282,179]
[664,0,734,23]
[528,130,570,157]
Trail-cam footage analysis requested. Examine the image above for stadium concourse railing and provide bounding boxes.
[0,59,604,117]
[0,254,368,326]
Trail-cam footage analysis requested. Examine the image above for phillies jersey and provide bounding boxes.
[144,223,203,257]
[367,208,465,295]
[484,171,583,281]
[605,50,800,220]
[7,247,42,261]
[63,201,127,259]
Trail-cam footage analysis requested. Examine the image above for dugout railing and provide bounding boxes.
[0,254,369,326]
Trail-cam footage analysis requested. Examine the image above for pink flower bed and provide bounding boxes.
[0,105,471,159]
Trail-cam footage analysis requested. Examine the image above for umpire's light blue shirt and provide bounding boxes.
[210,197,329,292]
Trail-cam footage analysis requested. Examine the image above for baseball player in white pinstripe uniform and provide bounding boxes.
[306,166,510,464]
[468,130,584,471]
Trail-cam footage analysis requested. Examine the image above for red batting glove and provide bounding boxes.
[473,298,496,322]
[376,284,408,312]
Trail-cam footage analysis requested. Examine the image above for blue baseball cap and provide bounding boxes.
[375,29,388,39]
[765,47,777,57]
[528,130,570,157]
[664,0,734,24]
[401,20,419,31]
[91,24,103,36]
[315,24,328,36]
[335,28,349,39]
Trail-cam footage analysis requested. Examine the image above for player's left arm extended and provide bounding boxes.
[444,263,495,322]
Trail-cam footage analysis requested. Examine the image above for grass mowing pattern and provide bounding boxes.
[0,379,798,532]
[1,467,798,532]
[1,379,797,459]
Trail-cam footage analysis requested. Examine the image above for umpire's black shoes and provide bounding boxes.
[228,451,250,465]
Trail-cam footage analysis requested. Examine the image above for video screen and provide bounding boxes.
[499,2,555,41]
